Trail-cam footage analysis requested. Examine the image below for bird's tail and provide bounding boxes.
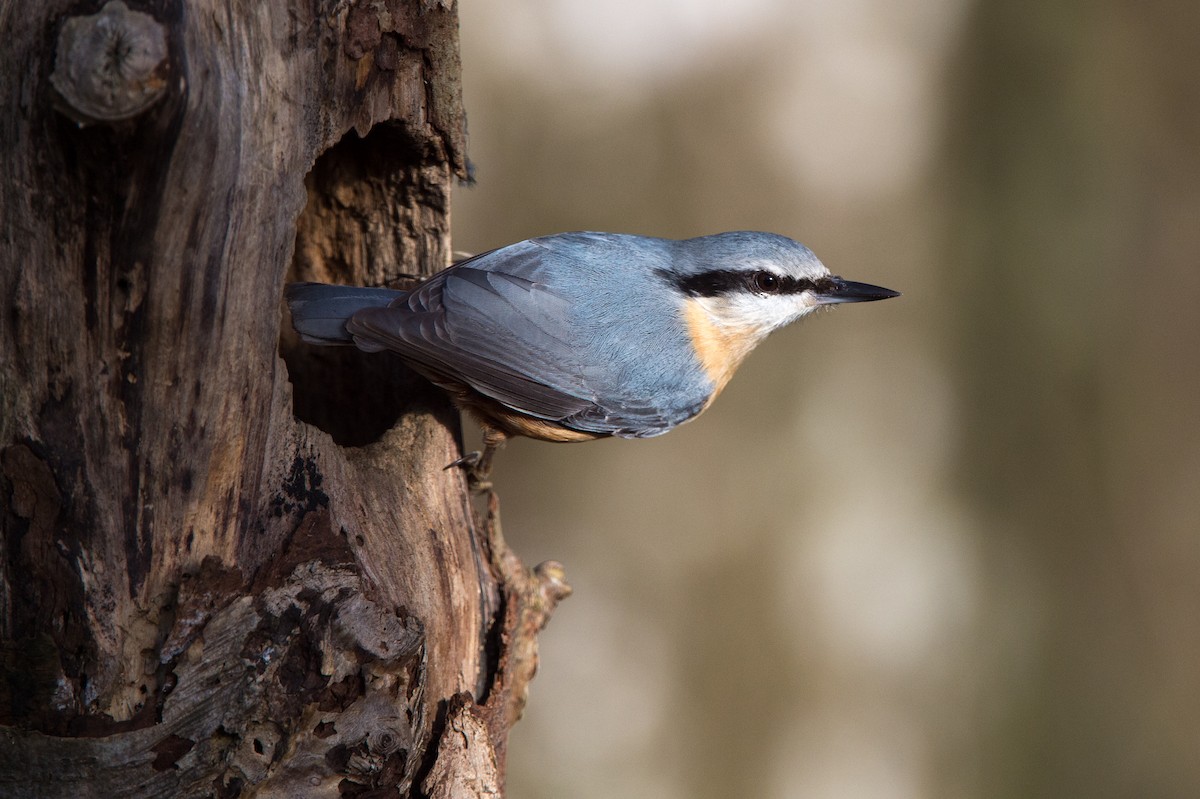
[284,282,407,345]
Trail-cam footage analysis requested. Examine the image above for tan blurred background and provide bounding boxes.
[450,1,1200,797]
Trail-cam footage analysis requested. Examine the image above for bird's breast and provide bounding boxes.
[682,300,764,402]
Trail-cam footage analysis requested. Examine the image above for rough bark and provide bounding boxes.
[0,1,565,796]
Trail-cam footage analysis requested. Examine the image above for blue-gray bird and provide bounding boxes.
[286,231,898,476]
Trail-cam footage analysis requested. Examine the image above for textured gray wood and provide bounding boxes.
[0,1,560,795]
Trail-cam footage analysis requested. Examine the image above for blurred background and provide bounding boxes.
[450,1,1200,797]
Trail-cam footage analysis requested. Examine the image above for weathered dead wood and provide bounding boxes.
[0,1,563,796]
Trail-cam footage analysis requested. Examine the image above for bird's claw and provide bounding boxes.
[445,451,494,493]
[444,450,483,471]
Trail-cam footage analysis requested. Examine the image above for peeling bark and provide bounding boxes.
[0,1,562,796]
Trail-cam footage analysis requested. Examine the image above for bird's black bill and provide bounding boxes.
[815,277,901,304]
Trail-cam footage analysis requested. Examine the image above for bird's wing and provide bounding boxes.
[344,242,694,437]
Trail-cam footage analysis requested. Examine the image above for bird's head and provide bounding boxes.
[667,231,898,334]
[661,231,899,390]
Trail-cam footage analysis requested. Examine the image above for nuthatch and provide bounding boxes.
[286,231,898,477]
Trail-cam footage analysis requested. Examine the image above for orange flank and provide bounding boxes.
[459,394,605,443]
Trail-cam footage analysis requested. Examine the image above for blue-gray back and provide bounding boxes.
[346,232,715,437]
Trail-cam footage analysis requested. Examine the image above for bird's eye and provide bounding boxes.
[751,271,782,294]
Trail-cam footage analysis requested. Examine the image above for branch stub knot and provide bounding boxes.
[51,0,170,124]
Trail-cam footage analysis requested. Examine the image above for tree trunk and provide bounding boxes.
[0,1,565,796]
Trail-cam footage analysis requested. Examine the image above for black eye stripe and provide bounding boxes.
[663,268,835,298]
[655,268,737,297]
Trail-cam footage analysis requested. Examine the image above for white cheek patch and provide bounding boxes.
[699,292,819,335]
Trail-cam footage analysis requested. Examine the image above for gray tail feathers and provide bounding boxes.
[285,282,408,345]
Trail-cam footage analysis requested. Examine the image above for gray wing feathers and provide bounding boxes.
[347,267,600,422]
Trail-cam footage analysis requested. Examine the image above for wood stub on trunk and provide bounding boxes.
[0,1,564,796]
[50,1,170,125]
